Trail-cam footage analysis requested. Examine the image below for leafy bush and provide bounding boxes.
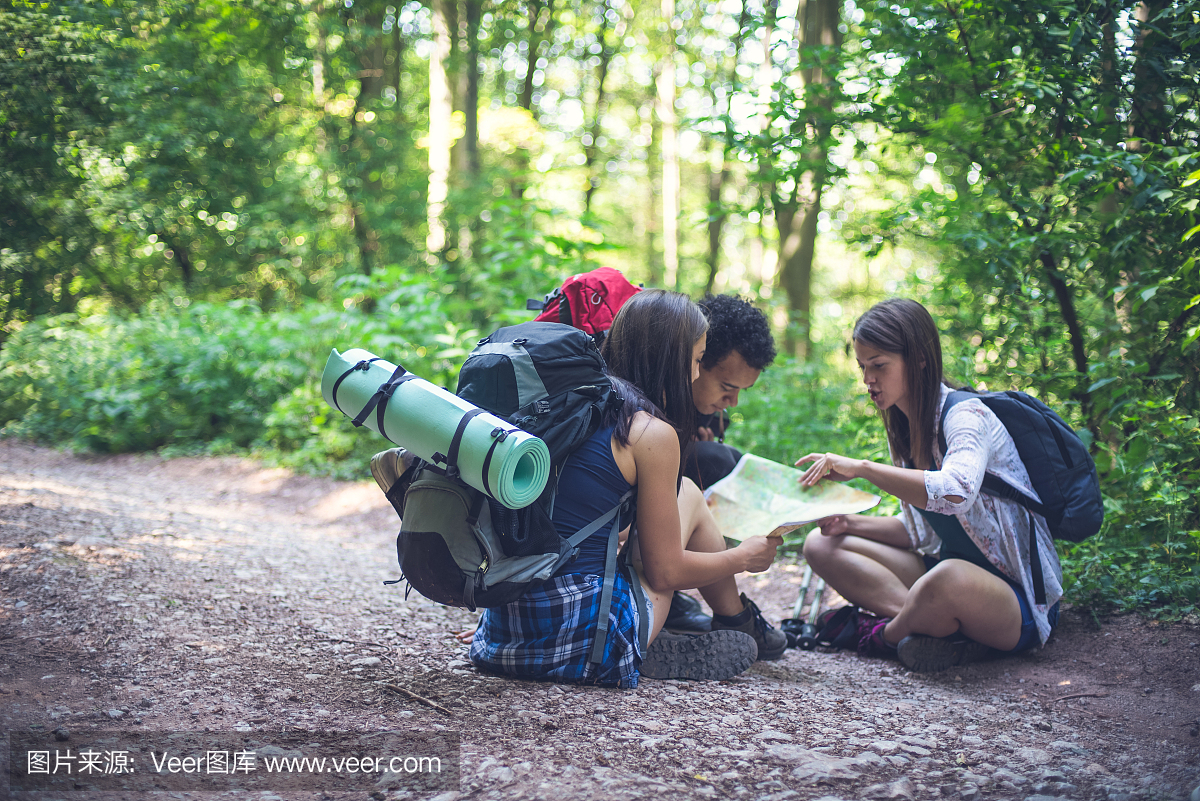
[0,282,478,477]
[0,300,308,452]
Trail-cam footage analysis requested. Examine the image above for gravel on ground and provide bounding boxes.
[2,440,1198,800]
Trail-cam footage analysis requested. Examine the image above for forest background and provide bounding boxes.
[2,0,1199,617]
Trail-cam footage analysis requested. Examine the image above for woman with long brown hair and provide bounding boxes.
[795,298,1062,672]
[469,289,786,687]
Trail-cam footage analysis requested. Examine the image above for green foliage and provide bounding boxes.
[0,4,114,328]
[1060,537,1200,620]
[0,300,308,452]
[730,357,886,467]
[848,0,1200,616]
[0,282,475,476]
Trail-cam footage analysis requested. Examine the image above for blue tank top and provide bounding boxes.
[551,423,634,578]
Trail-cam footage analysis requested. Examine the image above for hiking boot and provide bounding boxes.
[664,591,712,634]
[856,614,898,659]
[710,593,788,661]
[640,630,758,680]
[897,634,993,673]
[370,447,413,494]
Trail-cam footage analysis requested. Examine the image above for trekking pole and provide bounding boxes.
[797,577,826,650]
[791,564,813,620]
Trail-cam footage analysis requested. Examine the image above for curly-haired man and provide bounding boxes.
[685,293,777,488]
[667,293,778,634]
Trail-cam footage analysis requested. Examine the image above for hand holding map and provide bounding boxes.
[706,454,880,542]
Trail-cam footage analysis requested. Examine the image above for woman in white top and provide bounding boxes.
[795,298,1062,672]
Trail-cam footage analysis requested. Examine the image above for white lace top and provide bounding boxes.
[897,384,1063,645]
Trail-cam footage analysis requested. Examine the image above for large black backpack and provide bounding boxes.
[385,322,645,664]
[937,389,1103,604]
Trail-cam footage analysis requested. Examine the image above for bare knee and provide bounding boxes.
[803,529,838,567]
[907,561,974,611]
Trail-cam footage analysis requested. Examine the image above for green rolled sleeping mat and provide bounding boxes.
[321,348,550,509]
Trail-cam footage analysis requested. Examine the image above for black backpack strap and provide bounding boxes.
[980,473,1048,517]
[937,389,976,459]
[351,363,419,435]
[430,408,486,479]
[331,357,383,415]
[1028,507,1047,606]
[588,508,625,666]
[462,574,476,611]
[562,493,630,551]
[480,426,516,497]
[621,527,649,660]
[941,393,1050,607]
[580,490,635,666]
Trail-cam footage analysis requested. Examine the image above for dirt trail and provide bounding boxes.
[1,439,1198,800]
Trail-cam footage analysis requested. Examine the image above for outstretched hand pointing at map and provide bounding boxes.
[794,451,861,487]
[705,454,879,542]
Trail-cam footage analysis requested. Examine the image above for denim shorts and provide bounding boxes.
[922,555,1059,652]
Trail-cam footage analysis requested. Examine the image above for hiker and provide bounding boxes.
[685,293,777,489]
[795,298,1063,672]
[468,289,788,686]
[667,293,777,634]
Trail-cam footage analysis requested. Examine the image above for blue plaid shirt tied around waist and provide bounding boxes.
[468,570,647,689]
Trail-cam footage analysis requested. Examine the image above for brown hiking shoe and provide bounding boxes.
[640,630,758,680]
[897,634,993,673]
[710,593,788,661]
[370,448,414,494]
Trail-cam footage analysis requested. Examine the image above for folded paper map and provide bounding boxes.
[706,453,880,541]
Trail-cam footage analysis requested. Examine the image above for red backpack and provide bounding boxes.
[526,267,642,345]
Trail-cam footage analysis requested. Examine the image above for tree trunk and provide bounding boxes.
[56,267,75,312]
[426,0,455,262]
[1039,250,1092,423]
[776,184,821,353]
[388,14,403,109]
[456,0,482,264]
[312,0,326,104]
[772,0,841,359]
[583,0,620,213]
[511,0,554,199]
[1130,0,1171,147]
[704,1,751,293]
[462,0,481,180]
[519,0,554,116]
[705,139,729,295]
[755,0,779,130]
[165,235,193,286]
[350,4,386,276]
[645,71,663,287]
[658,0,679,290]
